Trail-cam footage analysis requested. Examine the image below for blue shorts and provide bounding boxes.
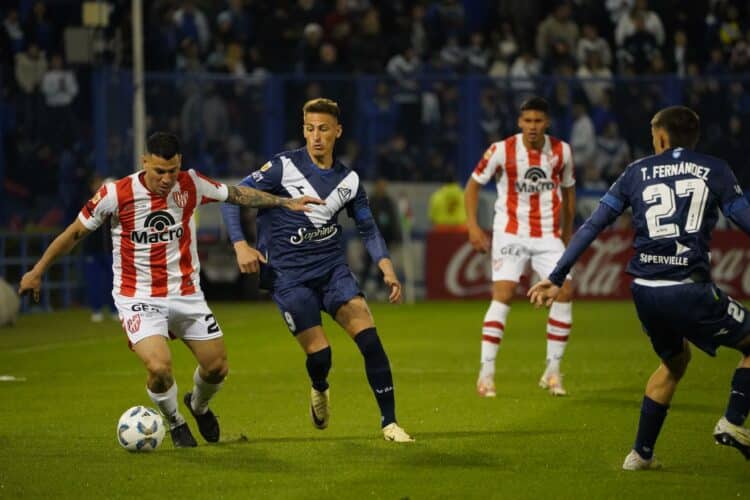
[631,281,750,359]
[271,264,362,335]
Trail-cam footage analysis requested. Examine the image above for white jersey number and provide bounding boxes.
[643,179,708,239]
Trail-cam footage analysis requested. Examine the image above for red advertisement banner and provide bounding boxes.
[425,229,750,300]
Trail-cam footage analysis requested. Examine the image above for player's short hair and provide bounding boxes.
[519,96,550,115]
[652,106,700,148]
[147,132,181,160]
[303,98,340,122]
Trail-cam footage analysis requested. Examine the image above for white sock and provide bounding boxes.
[546,301,572,372]
[147,382,184,429]
[480,301,510,378]
[190,366,224,415]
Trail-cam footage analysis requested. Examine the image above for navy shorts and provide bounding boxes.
[271,264,362,335]
[631,281,750,359]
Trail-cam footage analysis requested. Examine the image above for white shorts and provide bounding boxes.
[113,293,223,346]
[491,232,572,283]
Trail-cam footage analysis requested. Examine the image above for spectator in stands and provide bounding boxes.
[40,53,78,149]
[3,9,24,54]
[577,50,613,106]
[386,45,421,143]
[425,0,466,51]
[23,1,56,53]
[668,30,695,77]
[595,120,631,183]
[324,0,353,55]
[361,178,401,290]
[173,0,211,53]
[409,3,428,58]
[349,8,387,73]
[428,175,466,227]
[705,46,729,75]
[296,23,323,74]
[535,1,579,67]
[718,4,742,49]
[377,134,417,181]
[509,48,541,95]
[619,11,660,74]
[570,101,596,169]
[576,23,612,68]
[615,0,664,48]
[488,22,518,77]
[709,115,746,190]
[729,35,750,74]
[14,43,46,136]
[466,32,491,74]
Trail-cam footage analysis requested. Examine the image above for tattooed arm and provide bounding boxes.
[226,185,323,212]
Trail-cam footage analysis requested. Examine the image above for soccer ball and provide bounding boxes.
[116,406,166,451]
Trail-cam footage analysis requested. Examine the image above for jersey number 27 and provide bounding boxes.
[643,179,708,239]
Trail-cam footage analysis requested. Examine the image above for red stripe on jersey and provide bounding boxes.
[473,143,497,176]
[149,194,169,297]
[194,170,222,189]
[483,321,505,331]
[550,138,565,238]
[116,179,137,296]
[547,333,569,342]
[548,318,572,329]
[177,173,197,295]
[482,335,502,344]
[528,148,542,237]
[504,136,519,234]
[200,196,218,205]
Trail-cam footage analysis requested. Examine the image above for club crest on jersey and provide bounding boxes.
[337,187,351,204]
[516,168,555,193]
[290,224,338,245]
[126,314,141,333]
[130,210,184,243]
[173,191,189,208]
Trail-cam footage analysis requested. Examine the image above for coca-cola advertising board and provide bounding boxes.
[425,229,750,300]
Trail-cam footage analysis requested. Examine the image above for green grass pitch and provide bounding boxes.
[0,300,747,498]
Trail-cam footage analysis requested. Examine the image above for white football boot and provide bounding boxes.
[622,449,662,471]
[714,416,750,459]
[383,423,414,442]
[310,388,330,430]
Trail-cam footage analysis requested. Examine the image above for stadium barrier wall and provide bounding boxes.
[425,228,750,300]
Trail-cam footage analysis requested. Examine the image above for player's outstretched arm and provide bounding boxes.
[464,178,490,253]
[528,201,620,308]
[19,219,91,302]
[226,185,324,211]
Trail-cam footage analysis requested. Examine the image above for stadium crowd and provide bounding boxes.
[2,0,750,228]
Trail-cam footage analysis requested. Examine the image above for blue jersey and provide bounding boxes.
[222,147,388,287]
[600,147,745,281]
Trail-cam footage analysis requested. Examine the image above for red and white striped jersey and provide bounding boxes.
[78,169,229,298]
[472,134,575,238]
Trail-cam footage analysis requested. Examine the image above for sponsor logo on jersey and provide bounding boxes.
[130,303,162,313]
[515,168,555,193]
[251,171,264,182]
[289,224,338,244]
[638,252,689,266]
[173,190,189,208]
[130,210,184,244]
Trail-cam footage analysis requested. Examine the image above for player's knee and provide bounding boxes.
[665,347,691,380]
[144,358,172,384]
[203,357,229,382]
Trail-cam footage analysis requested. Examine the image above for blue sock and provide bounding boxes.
[725,368,750,425]
[354,328,396,427]
[634,396,669,460]
[306,347,331,392]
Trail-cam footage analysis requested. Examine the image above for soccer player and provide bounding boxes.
[221,98,413,442]
[529,106,750,469]
[465,96,576,397]
[18,132,322,448]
